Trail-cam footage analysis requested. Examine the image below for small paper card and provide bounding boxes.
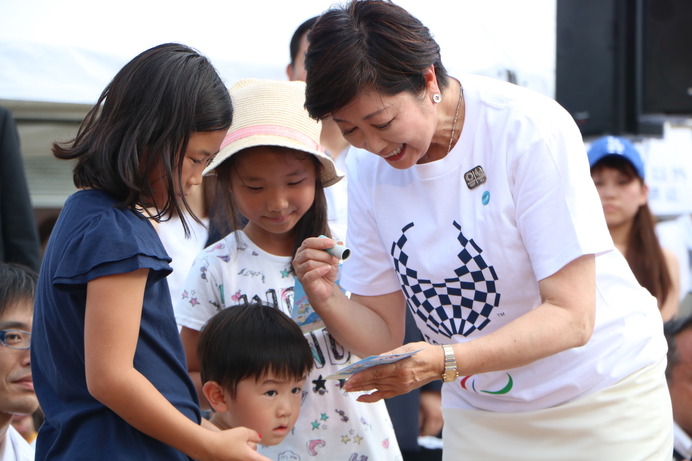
[292,272,348,333]
[292,278,325,332]
[326,349,423,379]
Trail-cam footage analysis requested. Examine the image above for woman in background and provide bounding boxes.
[588,135,679,321]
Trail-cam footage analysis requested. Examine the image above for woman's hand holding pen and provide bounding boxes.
[292,236,342,304]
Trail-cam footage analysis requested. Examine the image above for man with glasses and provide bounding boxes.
[666,315,692,461]
[0,263,37,460]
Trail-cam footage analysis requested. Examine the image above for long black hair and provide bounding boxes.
[53,43,232,236]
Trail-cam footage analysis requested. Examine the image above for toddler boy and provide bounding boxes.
[198,302,313,447]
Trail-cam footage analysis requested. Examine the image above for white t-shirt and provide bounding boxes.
[341,74,666,413]
[0,426,34,461]
[175,230,402,461]
[156,213,209,309]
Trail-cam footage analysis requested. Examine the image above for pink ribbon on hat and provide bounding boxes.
[221,124,325,153]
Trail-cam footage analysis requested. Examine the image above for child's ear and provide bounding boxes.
[202,381,229,412]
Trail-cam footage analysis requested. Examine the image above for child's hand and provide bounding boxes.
[292,236,341,302]
[199,426,269,461]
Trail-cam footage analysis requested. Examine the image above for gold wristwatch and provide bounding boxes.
[441,344,459,382]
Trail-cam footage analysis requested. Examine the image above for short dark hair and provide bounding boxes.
[211,147,331,261]
[53,43,233,236]
[198,301,313,399]
[0,263,37,316]
[289,16,318,66]
[304,0,449,119]
[664,315,692,381]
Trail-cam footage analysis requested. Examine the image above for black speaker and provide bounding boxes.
[639,0,692,115]
[555,0,635,136]
[556,0,692,136]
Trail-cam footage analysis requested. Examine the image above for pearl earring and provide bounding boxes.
[432,93,442,104]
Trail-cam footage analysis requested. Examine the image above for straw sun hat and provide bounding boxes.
[204,78,343,188]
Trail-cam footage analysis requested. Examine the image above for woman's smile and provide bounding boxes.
[381,144,405,161]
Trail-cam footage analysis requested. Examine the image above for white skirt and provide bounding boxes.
[442,357,673,461]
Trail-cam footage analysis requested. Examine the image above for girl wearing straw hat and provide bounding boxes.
[175,78,402,461]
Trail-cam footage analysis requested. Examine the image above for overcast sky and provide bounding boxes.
[0,0,556,103]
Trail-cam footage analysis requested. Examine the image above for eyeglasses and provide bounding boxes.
[0,330,31,350]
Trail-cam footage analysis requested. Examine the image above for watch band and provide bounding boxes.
[441,344,458,382]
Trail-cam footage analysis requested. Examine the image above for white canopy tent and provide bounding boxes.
[0,0,557,105]
[2,0,691,216]
[0,0,558,213]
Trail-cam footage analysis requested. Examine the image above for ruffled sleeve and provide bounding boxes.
[53,206,171,288]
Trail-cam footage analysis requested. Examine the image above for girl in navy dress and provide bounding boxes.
[32,43,269,461]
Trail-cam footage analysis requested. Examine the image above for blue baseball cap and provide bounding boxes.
[587,136,645,179]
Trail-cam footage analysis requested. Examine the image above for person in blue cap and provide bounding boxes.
[588,135,679,321]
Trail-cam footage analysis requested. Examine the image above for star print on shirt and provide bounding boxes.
[312,375,327,394]
[281,268,290,278]
[311,420,321,430]
[320,413,329,421]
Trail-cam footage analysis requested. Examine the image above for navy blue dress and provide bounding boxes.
[32,189,200,460]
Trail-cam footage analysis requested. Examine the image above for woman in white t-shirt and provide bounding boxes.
[292,1,673,460]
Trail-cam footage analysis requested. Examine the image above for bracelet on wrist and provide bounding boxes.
[441,344,459,382]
